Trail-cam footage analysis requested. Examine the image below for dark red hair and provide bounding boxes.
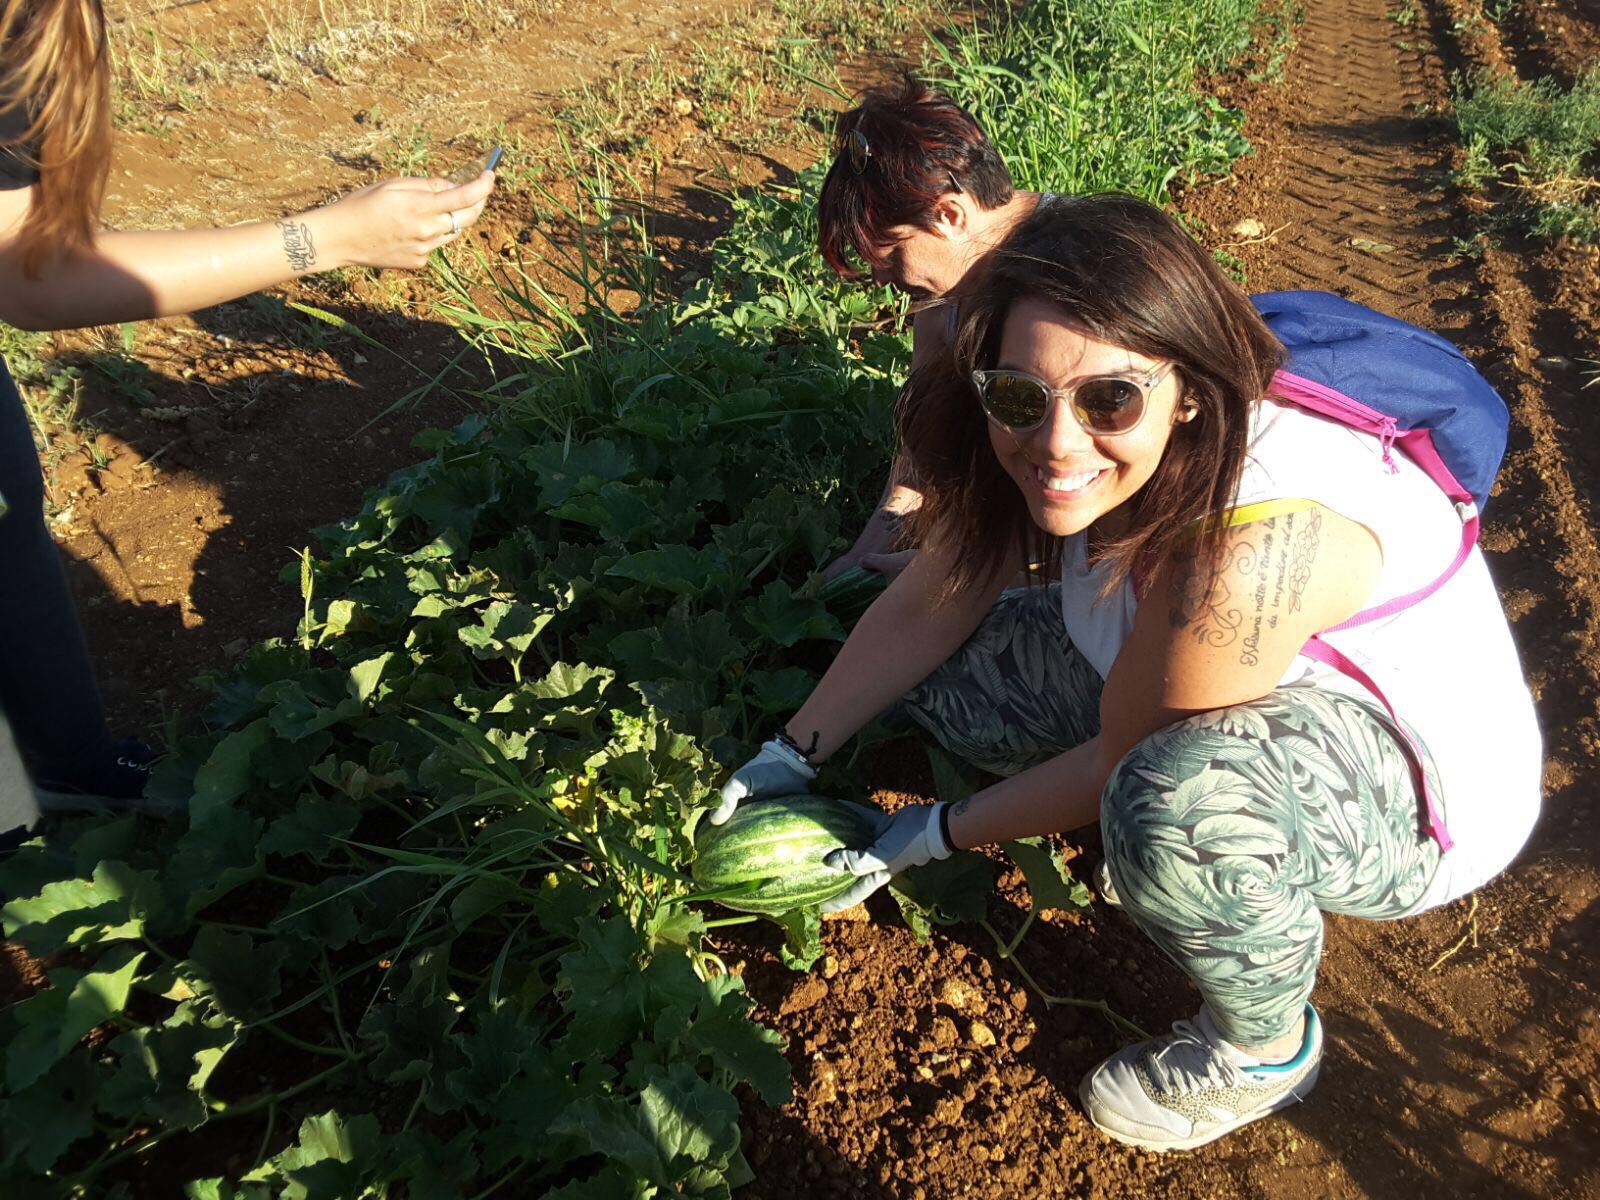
[817,76,1014,279]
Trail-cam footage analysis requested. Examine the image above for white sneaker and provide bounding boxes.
[1079,1004,1323,1151]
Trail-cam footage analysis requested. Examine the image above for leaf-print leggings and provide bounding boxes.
[897,584,1444,1047]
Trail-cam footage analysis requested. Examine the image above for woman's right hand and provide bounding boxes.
[707,737,817,825]
[310,171,497,271]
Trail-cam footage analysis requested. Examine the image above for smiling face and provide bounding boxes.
[986,296,1189,540]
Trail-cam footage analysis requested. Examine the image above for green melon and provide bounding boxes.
[693,795,876,916]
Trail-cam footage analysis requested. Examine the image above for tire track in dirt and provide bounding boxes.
[1182,0,1600,1197]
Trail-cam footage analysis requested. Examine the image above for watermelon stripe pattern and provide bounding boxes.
[693,796,875,916]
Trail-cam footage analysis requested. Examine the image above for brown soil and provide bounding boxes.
[6,0,1599,1195]
[47,0,901,731]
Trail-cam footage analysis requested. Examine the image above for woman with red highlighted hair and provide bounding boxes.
[816,77,1052,580]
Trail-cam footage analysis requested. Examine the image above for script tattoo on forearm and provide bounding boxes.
[277,219,317,272]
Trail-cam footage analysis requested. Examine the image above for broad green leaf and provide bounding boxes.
[745,666,814,715]
[678,974,790,1105]
[347,651,395,702]
[188,718,272,824]
[606,545,731,597]
[458,600,553,660]
[100,1004,236,1129]
[2,861,155,953]
[740,581,844,647]
[773,907,822,972]
[260,794,362,860]
[1003,838,1092,917]
[890,850,996,928]
[1,1049,96,1172]
[184,927,289,1020]
[6,948,145,1092]
[557,919,703,1061]
[550,1062,740,1186]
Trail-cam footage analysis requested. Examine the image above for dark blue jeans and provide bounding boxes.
[1,359,113,834]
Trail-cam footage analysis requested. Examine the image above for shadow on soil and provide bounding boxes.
[51,168,777,738]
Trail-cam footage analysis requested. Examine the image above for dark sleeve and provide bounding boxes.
[0,104,39,191]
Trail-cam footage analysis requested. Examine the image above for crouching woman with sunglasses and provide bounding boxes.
[711,193,1541,1150]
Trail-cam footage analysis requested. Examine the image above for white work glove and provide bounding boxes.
[819,801,952,913]
[706,736,817,826]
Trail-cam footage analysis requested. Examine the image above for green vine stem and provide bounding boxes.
[978,919,1150,1041]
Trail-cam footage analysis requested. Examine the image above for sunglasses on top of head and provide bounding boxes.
[970,362,1176,437]
[837,128,964,193]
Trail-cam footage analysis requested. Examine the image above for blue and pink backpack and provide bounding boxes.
[1252,290,1511,852]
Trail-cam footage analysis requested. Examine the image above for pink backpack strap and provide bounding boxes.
[1301,635,1454,852]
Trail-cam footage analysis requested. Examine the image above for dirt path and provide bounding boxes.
[724,2,1600,1197]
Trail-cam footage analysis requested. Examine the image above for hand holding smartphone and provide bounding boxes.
[451,145,503,184]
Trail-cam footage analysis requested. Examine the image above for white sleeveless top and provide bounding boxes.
[1058,397,1541,910]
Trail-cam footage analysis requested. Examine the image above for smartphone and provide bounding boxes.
[452,145,503,184]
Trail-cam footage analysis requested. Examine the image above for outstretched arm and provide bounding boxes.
[0,170,495,331]
[789,531,1020,763]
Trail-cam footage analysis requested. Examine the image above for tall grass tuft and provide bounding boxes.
[1454,66,1600,242]
[927,0,1261,199]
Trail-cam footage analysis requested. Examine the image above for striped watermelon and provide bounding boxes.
[693,796,876,916]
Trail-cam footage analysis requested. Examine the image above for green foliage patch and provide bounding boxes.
[1454,66,1600,242]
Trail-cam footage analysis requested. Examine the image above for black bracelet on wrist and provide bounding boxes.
[775,728,820,763]
[937,802,957,853]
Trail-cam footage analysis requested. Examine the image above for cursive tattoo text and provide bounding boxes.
[277,219,317,272]
[1169,509,1323,668]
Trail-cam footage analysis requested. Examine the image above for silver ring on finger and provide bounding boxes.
[448,210,461,237]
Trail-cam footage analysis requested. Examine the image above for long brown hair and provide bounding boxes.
[0,0,112,276]
[901,192,1284,598]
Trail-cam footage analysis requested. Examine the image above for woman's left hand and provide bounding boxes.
[820,801,953,912]
[310,171,497,271]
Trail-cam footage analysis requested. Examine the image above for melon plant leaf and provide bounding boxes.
[347,651,396,702]
[99,1006,236,1129]
[539,1163,649,1200]
[1,861,155,953]
[677,974,791,1106]
[1,1049,96,1173]
[890,850,996,930]
[557,919,704,1061]
[1003,837,1092,918]
[740,581,844,647]
[260,794,362,861]
[163,806,265,921]
[247,1110,383,1199]
[526,437,638,506]
[5,948,145,1092]
[189,718,273,824]
[773,906,822,972]
[607,545,732,597]
[550,1062,741,1188]
[183,927,290,1020]
[458,600,554,660]
[745,666,815,714]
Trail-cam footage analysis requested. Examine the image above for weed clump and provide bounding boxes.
[1453,66,1600,242]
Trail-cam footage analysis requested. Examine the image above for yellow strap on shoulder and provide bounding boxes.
[1203,497,1321,532]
